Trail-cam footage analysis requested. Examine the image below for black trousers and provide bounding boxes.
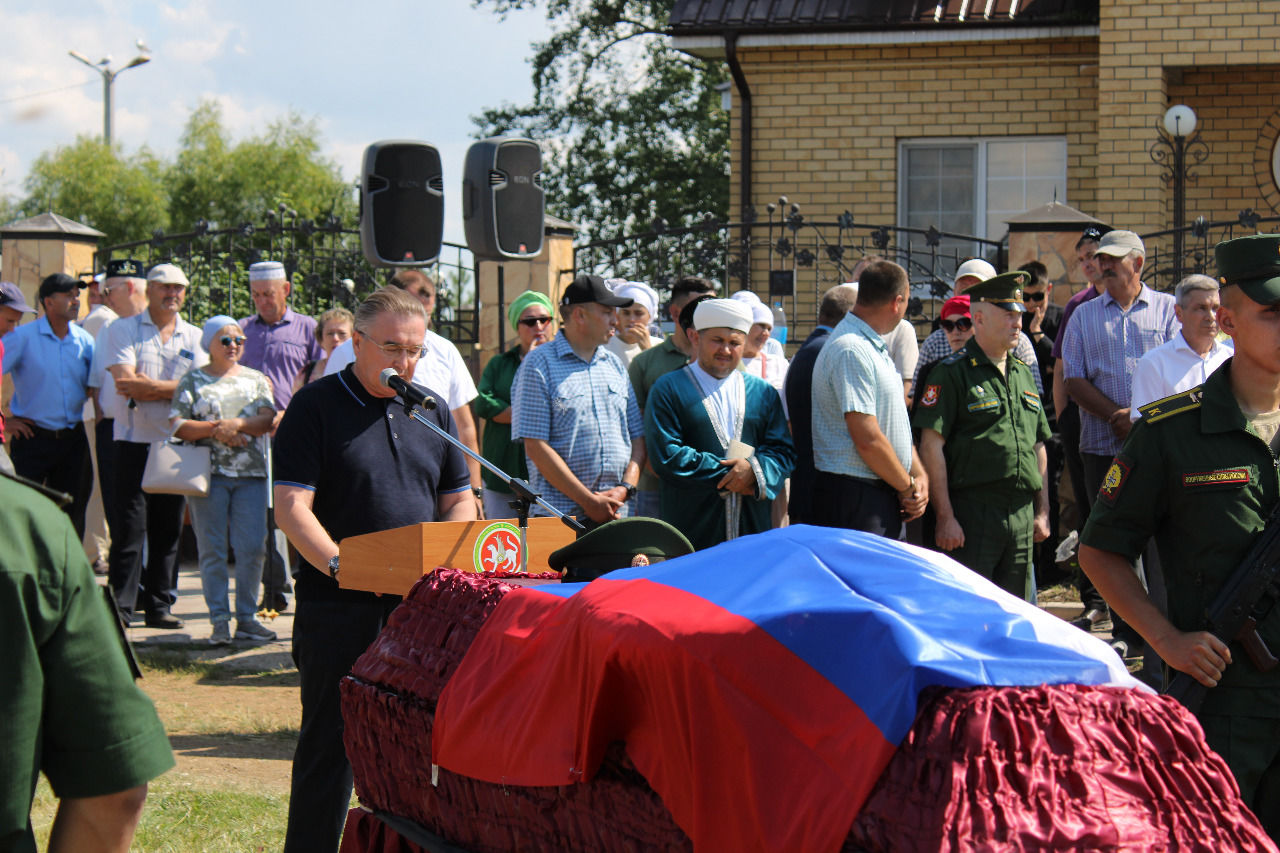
[260,505,293,608]
[1060,404,1106,610]
[106,440,185,618]
[285,593,400,853]
[810,470,904,540]
[10,423,91,538]
[95,418,117,533]
[1082,452,1144,651]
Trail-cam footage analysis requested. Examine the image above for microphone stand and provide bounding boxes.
[394,394,586,574]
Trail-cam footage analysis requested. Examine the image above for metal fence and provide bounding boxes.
[574,204,1007,325]
[94,208,480,346]
[1140,209,1280,292]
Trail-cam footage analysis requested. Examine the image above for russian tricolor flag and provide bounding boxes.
[433,525,1145,852]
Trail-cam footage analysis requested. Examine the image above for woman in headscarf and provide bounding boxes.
[474,291,555,519]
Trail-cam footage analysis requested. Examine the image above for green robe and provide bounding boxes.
[644,365,795,550]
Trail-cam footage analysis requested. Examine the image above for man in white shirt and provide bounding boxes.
[79,273,117,571]
[325,270,483,514]
[1129,274,1233,418]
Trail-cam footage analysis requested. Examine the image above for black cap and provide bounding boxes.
[106,258,145,278]
[560,274,634,309]
[37,273,79,302]
[549,517,695,582]
[1079,224,1112,245]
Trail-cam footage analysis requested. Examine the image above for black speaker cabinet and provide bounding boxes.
[360,141,444,267]
[462,137,544,260]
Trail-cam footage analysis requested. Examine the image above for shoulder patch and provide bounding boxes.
[1138,387,1203,424]
[921,384,941,407]
[1097,457,1132,505]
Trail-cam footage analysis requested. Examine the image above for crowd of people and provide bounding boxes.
[3,223,1278,847]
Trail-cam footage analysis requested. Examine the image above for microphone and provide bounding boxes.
[380,368,437,410]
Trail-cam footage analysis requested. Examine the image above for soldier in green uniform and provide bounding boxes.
[913,271,1052,601]
[1,472,174,853]
[1080,234,1280,842]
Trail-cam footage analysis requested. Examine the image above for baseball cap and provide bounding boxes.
[954,258,998,283]
[105,258,145,279]
[147,263,190,286]
[1095,230,1145,259]
[37,273,80,302]
[0,281,35,315]
[560,274,633,309]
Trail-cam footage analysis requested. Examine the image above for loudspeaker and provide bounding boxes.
[359,141,444,267]
[462,137,544,260]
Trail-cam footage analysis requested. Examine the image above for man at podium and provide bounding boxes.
[272,286,475,853]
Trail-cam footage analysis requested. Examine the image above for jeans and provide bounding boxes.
[187,475,268,625]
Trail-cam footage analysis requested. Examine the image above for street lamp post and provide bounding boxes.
[68,49,151,146]
[1149,104,1209,283]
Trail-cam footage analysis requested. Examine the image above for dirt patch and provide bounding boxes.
[137,649,301,795]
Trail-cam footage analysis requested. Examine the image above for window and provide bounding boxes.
[899,137,1068,244]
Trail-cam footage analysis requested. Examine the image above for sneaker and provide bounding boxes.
[235,620,277,642]
[208,622,232,646]
[1109,638,1130,660]
[1070,607,1112,633]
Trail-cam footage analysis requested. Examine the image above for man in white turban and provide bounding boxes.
[643,298,794,549]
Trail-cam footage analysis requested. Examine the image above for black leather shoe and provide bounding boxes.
[1070,607,1111,633]
[145,613,184,629]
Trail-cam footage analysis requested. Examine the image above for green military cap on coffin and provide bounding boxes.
[1215,233,1280,305]
[966,271,1031,313]
[549,517,695,582]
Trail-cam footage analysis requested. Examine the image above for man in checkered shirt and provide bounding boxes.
[512,275,646,528]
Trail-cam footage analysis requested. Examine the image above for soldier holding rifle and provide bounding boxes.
[1080,234,1280,840]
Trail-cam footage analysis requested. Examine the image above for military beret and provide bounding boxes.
[1215,234,1280,305]
[105,258,145,278]
[966,271,1030,312]
[549,517,695,582]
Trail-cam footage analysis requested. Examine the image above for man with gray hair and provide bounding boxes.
[1129,274,1232,417]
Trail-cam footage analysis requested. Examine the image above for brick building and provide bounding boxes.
[669,0,1280,324]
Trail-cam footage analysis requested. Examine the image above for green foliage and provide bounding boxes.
[168,101,356,230]
[20,136,170,246]
[473,0,730,243]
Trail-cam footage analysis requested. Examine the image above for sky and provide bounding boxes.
[0,0,552,244]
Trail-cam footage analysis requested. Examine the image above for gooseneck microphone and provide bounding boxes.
[380,368,437,410]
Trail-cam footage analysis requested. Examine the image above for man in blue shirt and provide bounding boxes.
[1,273,95,535]
[512,274,646,527]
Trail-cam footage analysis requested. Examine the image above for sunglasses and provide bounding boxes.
[940,317,972,332]
[518,316,553,327]
[1023,291,1047,303]
[220,336,246,347]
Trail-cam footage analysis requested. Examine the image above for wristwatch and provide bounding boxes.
[618,482,637,501]
[327,555,340,580]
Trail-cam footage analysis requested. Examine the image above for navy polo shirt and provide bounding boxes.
[273,365,471,602]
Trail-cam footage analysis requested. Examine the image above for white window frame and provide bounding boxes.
[897,136,1068,242]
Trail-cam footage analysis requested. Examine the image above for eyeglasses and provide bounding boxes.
[357,329,425,359]
[940,318,972,332]
[1023,291,1047,303]
[220,336,246,347]
[518,316,553,328]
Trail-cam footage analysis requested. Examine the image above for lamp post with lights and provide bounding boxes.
[67,47,151,146]
[1149,104,1209,282]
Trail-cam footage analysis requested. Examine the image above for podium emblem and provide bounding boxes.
[473,521,523,573]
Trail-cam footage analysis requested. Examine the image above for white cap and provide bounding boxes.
[614,281,658,318]
[249,260,287,282]
[147,263,189,286]
[693,298,753,334]
[954,258,997,283]
[750,303,773,326]
[730,290,763,305]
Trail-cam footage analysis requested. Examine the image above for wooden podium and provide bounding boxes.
[338,518,579,596]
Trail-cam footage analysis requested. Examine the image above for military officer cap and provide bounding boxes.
[1215,234,1280,305]
[105,258,145,279]
[549,517,695,582]
[965,271,1030,312]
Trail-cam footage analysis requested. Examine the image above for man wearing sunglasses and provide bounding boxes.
[914,272,1052,602]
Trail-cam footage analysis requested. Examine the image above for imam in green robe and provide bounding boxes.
[644,364,795,550]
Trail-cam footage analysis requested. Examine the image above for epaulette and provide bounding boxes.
[941,350,965,365]
[1011,355,1027,367]
[1138,387,1203,424]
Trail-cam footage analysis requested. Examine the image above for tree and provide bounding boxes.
[473,0,729,243]
[168,101,356,231]
[20,137,169,246]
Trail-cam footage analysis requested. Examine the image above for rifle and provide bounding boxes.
[1164,504,1280,714]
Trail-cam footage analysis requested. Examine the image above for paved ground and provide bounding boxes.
[99,560,295,670]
